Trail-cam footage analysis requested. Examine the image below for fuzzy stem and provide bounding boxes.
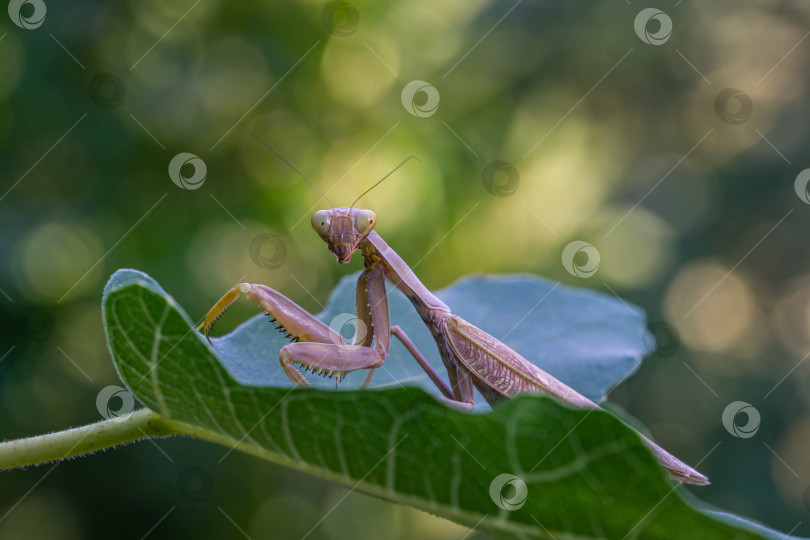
[0,408,173,470]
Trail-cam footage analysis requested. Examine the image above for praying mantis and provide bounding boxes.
[198,108,709,486]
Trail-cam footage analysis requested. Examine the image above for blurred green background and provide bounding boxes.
[1,0,809,538]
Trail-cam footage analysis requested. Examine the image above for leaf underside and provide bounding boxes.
[102,269,792,540]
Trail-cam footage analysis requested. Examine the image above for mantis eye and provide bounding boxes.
[355,210,376,234]
[311,210,331,235]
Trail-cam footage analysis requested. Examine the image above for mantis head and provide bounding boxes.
[307,156,417,263]
[203,104,416,264]
[311,207,376,263]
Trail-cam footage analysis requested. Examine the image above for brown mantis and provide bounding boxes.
[199,108,709,485]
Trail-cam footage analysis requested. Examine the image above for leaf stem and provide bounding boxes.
[0,408,173,470]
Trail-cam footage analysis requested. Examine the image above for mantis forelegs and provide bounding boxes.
[199,271,469,402]
[198,283,343,345]
[199,267,395,386]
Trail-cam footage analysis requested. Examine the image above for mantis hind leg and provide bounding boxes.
[441,361,475,411]
[360,325,455,401]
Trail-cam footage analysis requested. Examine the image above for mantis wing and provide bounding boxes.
[443,315,596,409]
[443,315,709,485]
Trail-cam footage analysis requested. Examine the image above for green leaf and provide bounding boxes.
[101,269,788,539]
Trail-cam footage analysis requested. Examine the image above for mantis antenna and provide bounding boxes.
[350,155,422,209]
[203,104,334,209]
